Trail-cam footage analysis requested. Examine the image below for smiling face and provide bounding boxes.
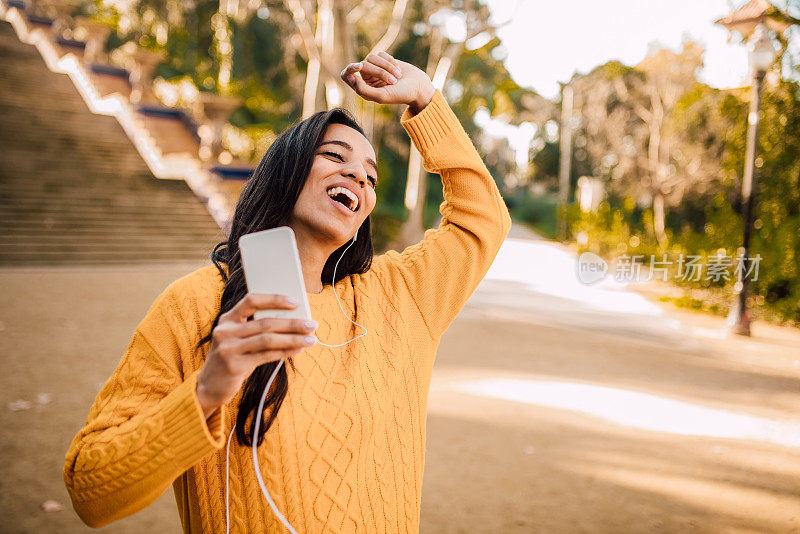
[288,122,378,246]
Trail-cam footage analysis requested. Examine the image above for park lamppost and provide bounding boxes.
[727,23,776,336]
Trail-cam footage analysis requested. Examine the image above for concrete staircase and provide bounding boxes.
[0,20,225,264]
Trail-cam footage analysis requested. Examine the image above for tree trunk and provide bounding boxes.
[397,30,448,248]
[294,0,333,117]
[397,146,426,248]
[333,3,357,115]
[303,56,321,117]
[653,192,667,246]
[647,92,668,247]
[214,0,234,91]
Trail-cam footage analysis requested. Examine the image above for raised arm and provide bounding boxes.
[63,281,226,527]
[341,54,512,342]
[376,89,511,340]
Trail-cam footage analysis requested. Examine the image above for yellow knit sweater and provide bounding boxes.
[63,89,512,533]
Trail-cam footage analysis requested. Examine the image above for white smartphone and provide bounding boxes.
[238,226,313,322]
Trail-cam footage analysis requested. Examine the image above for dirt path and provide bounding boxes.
[1,262,798,533]
[424,307,800,533]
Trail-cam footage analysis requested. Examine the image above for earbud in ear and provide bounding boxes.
[353,229,359,242]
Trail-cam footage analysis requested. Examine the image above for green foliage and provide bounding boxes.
[369,203,404,252]
[450,35,542,130]
[546,29,799,326]
[423,171,445,228]
[505,191,558,239]
[569,81,800,324]
[595,60,636,80]
[529,141,559,189]
[228,15,298,132]
[741,82,800,323]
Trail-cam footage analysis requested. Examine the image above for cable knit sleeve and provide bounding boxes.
[371,89,512,343]
[62,280,227,528]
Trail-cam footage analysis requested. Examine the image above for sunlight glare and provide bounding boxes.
[449,378,800,449]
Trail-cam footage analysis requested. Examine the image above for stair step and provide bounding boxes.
[0,204,215,218]
[0,220,221,233]
[0,219,221,233]
[0,165,155,177]
[0,238,213,250]
[0,239,222,250]
[0,221,220,234]
[0,198,213,212]
[0,187,208,201]
[0,194,208,214]
[0,235,219,247]
[0,182,205,195]
[0,249,211,260]
[0,222,217,233]
[0,230,220,239]
[0,255,210,265]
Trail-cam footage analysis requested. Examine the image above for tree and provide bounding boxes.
[720,79,800,322]
[91,0,535,248]
[569,61,650,204]
[624,41,705,244]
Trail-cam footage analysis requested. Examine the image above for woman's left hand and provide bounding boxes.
[340,51,435,115]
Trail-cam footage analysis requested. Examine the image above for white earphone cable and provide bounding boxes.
[225,230,366,533]
[224,427,234,534]
[250,359,298,534]
[316,229,367,348]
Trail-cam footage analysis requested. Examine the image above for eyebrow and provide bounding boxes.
[318,140,378,174]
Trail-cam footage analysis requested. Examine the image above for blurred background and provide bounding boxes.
[1,0,799,532]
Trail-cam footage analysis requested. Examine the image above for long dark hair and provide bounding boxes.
[197,107,374,447]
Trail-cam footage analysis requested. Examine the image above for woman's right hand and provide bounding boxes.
[195,293,318,419]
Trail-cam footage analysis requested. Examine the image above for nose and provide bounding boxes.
[342,168,366,188]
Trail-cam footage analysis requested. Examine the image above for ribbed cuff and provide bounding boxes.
[400,89,463,161]
[161,370,227,468]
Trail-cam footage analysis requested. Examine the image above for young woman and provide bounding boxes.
[63,51,511,533]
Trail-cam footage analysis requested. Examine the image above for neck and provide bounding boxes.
[290,225,340,294]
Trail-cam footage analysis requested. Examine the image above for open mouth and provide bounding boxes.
[326,186,359,212]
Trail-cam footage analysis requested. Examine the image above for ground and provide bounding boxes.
[1,231,799,533]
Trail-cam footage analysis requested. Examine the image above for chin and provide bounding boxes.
[315,220,357,246]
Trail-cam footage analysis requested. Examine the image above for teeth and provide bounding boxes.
[326,186,358,211]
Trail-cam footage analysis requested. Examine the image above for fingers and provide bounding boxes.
[340,61,362,83]
[227,317,317,339]
[221,293,297,324]
[207,317,314,380]
[250,346,306,367]
[377,51,402,70]
[343,70,384,100]
[340,51,403,95]
[366,51,403,80]
[359,59,399,85]
[237,331,316,354]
